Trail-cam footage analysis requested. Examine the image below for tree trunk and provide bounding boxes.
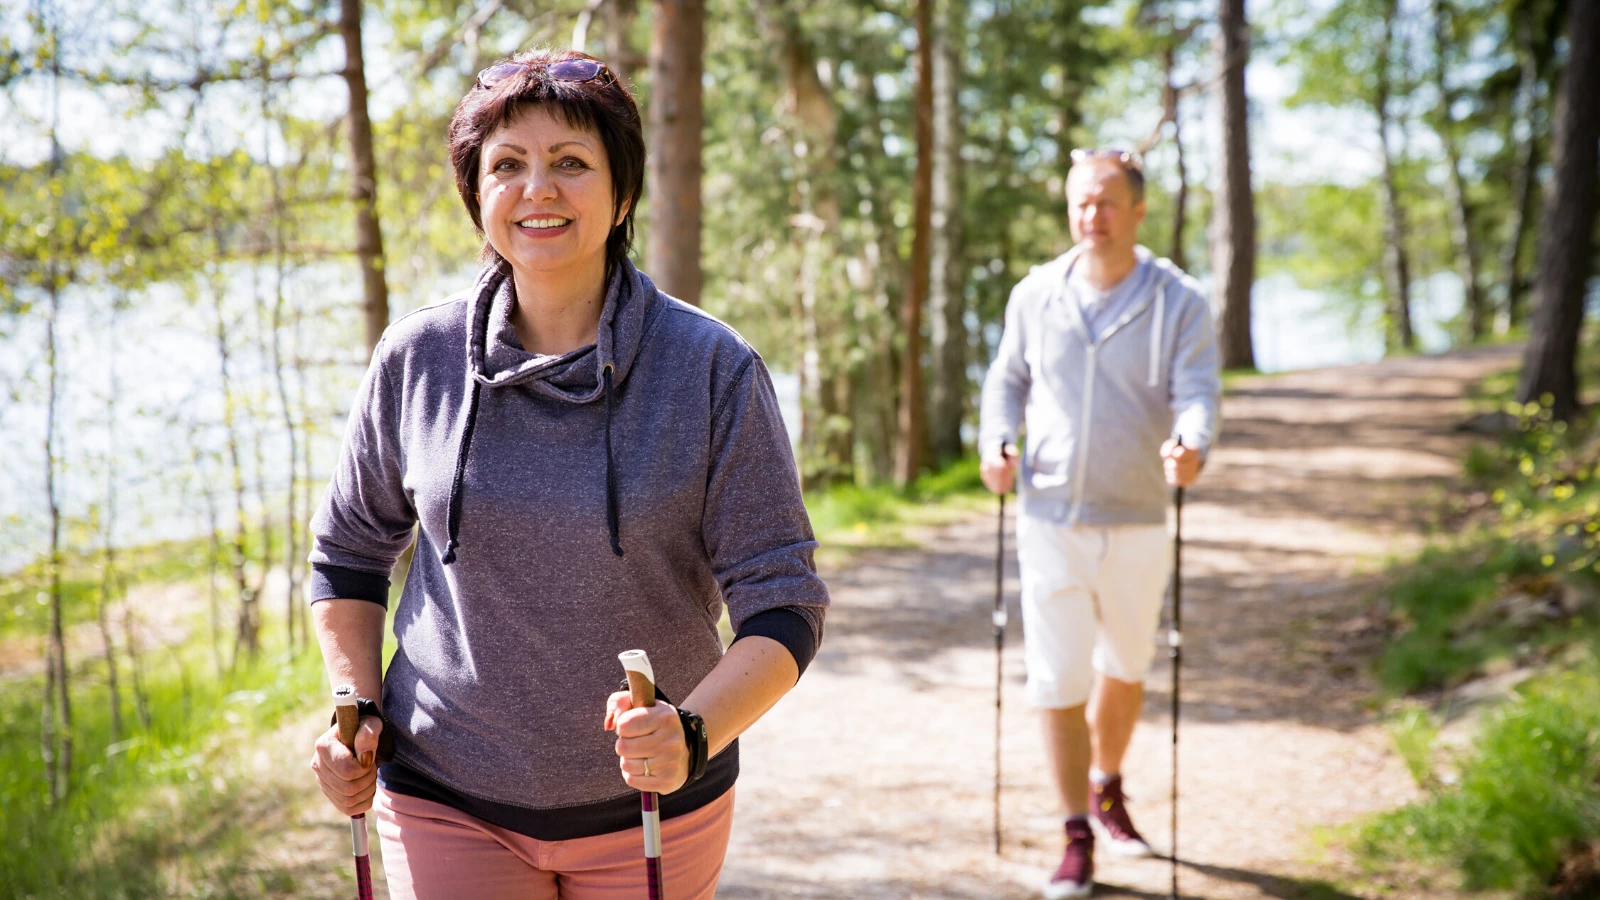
[98,298,125,744]
[852,59,903,485]
[121,599,151,730]
[212,265,259,665]
[1211,0,1256,369]
[1515,0,1599,421]
[44,270,71,806]
[927,0,967,467]
[607,0,644,87]
[646,0,704,305]
[271,213,301,655]
[1431,0,1485,342]
[895,0,935,488]
[1375,2,1415,352]
[43,29,72,802]
[762,0,849,485]
[1499,8,1541,333]
[1162,39,1189,272]
[339,0,389,358]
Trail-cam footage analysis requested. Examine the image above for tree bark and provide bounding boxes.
[43,27,72,802]
[339,0,389,358]
[1211,0,1256,369]
[1499,8,1541,333]
[264,74,302,654]
[852,58,903,485]
[895,0,935,487]
[927,0,967,467]
[646,0,704,305]
[1515,0,1599,421]
[1162,38,1189,272]
[98,298,125,744]
[1375,1,1415,352]
[211,262,259,665]
[1431,0,1485,342]
[607,0,644,87]
[761,0,850,485]
[44,265,71,806]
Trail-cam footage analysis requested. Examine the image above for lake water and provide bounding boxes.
[0,269,1476,574]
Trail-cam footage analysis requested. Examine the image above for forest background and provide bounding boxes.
[0,0,1596,895]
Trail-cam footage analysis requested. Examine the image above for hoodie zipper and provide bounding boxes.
[1069,344,1098,525]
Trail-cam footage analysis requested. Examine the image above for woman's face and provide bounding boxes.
[478,105,624,281]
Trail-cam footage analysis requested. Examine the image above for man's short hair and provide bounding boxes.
[1068,149,1145,203]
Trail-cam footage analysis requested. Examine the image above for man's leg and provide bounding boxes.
[1041,704,1092,816]
[1017,515,1101,898]
[1082,524,1173,857]
[1087,674,1143,778]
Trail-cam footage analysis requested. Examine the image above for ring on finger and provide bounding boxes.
[643,758,651,777]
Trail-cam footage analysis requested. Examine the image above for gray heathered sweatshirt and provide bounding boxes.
[978,244,1221,527]
[308,259,828,827]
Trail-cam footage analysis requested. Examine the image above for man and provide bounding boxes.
[978,149,1220,899]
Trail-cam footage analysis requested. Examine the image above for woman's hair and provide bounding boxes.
[447,48,646,274]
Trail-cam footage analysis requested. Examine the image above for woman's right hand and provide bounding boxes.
[310,716,384,816]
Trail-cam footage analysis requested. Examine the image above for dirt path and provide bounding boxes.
[214,348,1517,899]
[716,347,1521,899]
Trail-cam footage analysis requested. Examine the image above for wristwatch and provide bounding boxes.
[677,707,709,786]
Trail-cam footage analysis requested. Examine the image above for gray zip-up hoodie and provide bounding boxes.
[978,244,1221,526]
[308,259,828,833]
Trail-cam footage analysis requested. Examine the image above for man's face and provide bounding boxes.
[1066,161,1146,256]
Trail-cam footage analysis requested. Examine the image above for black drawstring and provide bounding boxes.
[441,378,483,566]
[603,364,624,557]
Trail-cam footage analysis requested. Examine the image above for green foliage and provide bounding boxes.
[1356,657,1600,895]
[804,455,988,553]
[0,627,327,897]
[1376,405,1600,694]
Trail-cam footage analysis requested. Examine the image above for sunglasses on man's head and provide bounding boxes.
[475,58,613,90]
[1070,148,1143,172]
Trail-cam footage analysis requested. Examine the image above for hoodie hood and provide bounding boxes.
[443,258,661,564]
[466,257,658,402]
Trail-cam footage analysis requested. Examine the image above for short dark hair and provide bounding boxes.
[447,48,646,274]
[1068,149,1145,203]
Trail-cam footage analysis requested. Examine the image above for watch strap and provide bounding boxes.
[328,697,396,766]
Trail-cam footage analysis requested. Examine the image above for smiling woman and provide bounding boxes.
[303,48,830,900]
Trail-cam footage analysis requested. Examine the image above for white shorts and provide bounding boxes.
[1016,516,1173,708]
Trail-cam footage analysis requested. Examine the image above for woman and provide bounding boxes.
[307,49,828,899]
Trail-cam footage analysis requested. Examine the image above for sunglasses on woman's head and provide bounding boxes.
[475,58,612,90]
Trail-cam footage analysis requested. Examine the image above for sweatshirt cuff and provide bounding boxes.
[309,562,391,607]
[732,607,819,679]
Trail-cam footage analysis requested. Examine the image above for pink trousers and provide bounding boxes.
[374,786,735,900]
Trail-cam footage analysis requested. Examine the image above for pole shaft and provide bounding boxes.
[1170,484,1183,900]
[621,652,667,900]
[333,687,374,900]
[993,490,1006,855]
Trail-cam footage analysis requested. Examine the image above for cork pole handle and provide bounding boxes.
[619,649,657,710]
[333,684,372,769]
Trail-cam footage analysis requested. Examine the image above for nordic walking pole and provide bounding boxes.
[993,442,1011,856]
[619,650,667,900]
[332,685,375,900]
[1169,438,1185,900]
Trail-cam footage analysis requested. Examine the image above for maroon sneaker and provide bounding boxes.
[1043,818,1094,899]
[1090,774,1155,857]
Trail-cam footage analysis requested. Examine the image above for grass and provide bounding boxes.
[1,622,328,898]
[1373,341,1600,696]
[804,455,992,567]
[0,527,291,640]
[1350,332,1600,897]
[1356,656,1600,897]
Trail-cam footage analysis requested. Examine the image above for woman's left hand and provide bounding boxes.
[606,691,690,794]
